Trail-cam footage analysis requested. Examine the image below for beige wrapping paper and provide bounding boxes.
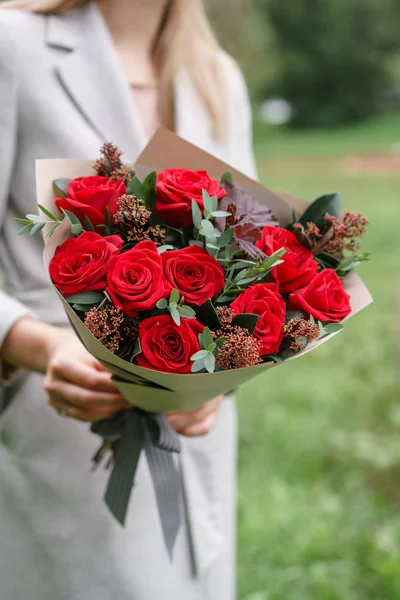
[37,128,373,412]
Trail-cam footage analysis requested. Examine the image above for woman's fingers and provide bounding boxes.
[45,378,128,409]
[176,413,217,437]
[50,358,119,393]
[49,396,125,423]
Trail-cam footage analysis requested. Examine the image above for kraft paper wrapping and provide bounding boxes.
[38,128,373,412]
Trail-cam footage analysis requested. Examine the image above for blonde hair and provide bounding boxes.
[1,0,226,137]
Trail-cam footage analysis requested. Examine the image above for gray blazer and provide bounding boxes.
[0,3,257,599]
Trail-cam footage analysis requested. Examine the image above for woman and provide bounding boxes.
[0,0,257,598]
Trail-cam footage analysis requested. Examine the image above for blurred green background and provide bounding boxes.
[208,1,400,598]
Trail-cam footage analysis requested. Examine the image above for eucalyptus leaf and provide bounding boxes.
[62,209,81,226]
[191,350,209,361]
[157,245,174,254]
[72,303,92,311]
[53,178,71,198]
[13,218,32,224]
[84,216,95,232]
[142,171,157,211]
[204,353,216,373]
[285,310,306,323]
[200,219,214,237]
[207,342,217,353]
[200,327,214,349]
[212,211,231,218]
[156,298,168,309]
[188,240,204,248]
[127,175,145,200]
[323,323,344,335]
[17,223,34,236]
[178,305,196,318]
[170,308,180,326]
[71,223,84,235]
[30,222,45,235]
[215,337,226,348]
[65,291,104,305]
[46,223,60,238]
[191,359,206,373]
[217,226,235,248]
[191,200,203,229]
[26,214,45,223]
[206,243,219,250]
[38,204,60,222]
[170,289,180,304]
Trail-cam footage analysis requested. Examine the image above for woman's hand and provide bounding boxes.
[44,338,129,422]
[166,395,223,437]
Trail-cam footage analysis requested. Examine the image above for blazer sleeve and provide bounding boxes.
[227,59,258,181]
[0,22,35,381]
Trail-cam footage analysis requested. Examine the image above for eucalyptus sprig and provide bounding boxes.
[190,190,231,258]
[14,204,62,238]
[190,327,226,373]
[156,288,196,326]
[216,248,286,302]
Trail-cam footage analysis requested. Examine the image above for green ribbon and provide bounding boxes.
[91,409,182,560]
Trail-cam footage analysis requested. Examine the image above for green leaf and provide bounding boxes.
[299,193,341,229]
[131,337,142,360]
[200,219,215,237]
[206,243,219,250]
[170,289,180,304]
[217,226,235,248]
[191,350,209,361]
[212,211,231,218]
[215,336,226,348]
[199,326,214,349]
[285,310,306,323]
[188,240,204,248]
[62,209,81,226]
[191,359,206,373]
[65,291,104,305]
[315,252,341,270]
[126,175,145,199]
[17,223,34,235]
[104,206,113,231]
[170,308,181,326]
[71,303,92,311]
[156,298,168,309]
[157,245,174,254]
[13,218,35,224]
[264,354,284,364]
[191,200,203,230]
[215,294,231,303]
[142,171,157,211]
[231,313,259,335]
[46,223,60,238]
[220,171,233,184]
[309,315,316,325]
[207,342,217,353]
[26,213,45,223]
[202,189,213,215]
[71,223,84,235]
[30,222,45,235]
[178,305,196,318]
[204,353,216,373]
[53,178,71,198]
[323,323,344,335]
[84,216,95,232]
[38,204,60,222]
[195,300,221,331]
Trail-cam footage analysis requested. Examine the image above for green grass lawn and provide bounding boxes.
[237,115,400,600]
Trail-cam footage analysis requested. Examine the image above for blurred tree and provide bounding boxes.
[256,0,400,127]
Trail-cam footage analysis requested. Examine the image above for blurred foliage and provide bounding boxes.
[258,0,400,127]
[209,0,400,127]
[237,115,400,598]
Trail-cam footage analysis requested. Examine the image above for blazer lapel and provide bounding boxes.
[46,2,146,159]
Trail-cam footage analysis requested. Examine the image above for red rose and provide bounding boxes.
[106,240,168,316]
[136,315,204,374]
[288,269,351,323]
[49,232,123,297]
[56,176,126,228]
[231,283,286,355]
[161,246,224,306]
[156,169,226,228]
[256,226,318,295]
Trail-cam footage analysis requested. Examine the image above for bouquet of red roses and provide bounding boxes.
[18,128,372,561]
